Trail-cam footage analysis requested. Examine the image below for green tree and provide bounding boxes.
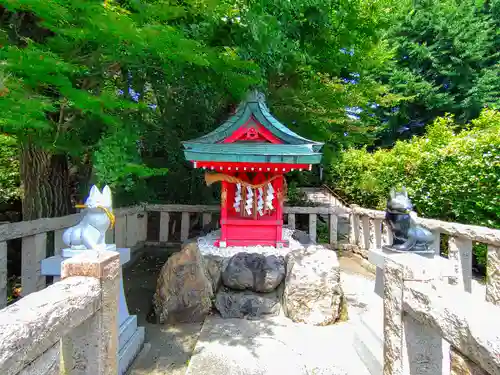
[372,0,500,146]
[0,0,257,217]
[329,109,500,232]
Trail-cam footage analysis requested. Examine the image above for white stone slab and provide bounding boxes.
[118,326,145,375]
[368,248,455,279]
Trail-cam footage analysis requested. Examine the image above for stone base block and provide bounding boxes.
[118,317,145,375]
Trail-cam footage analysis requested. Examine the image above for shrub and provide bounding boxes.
[0,134,20,205]
[329,109,500,265]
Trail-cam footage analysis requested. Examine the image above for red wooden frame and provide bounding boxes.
[192,161,312,173]
[222,116,283,144]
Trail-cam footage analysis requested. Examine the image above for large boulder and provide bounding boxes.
[222,252,286,293]
[282,245,344,325]
[152,240,213,324]
[215,287,281,320]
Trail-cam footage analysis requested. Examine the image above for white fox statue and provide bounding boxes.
[62,185,114,251]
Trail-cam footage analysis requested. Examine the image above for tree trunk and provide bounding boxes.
[20,141,73,220]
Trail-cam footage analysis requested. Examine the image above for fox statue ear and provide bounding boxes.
[102,185,113,207]
[401,186,408,197]
[87,185,100,202]
[389,188,396,199]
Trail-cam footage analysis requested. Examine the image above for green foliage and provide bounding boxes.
[329,109,500,232]
[372,0,500,145]
[0,134,20,204]
[0,0,260,205]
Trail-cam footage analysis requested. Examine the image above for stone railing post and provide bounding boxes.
[21,232,47,296]
[361,215,371,251]
[447,236,473,293]
[382,258,449,375]
[329,214,338,247]
[486,244,500,305]
[0,241,6,308]
[309,213,317,243]
[61,250,120,375]
[349,206,360,247]
[115,215,127,248]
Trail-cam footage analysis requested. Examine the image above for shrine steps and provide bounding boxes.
[352,309,383,375]
[119,316,146,375]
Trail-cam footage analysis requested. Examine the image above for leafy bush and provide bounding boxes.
[0,134,20,205]
[329,109,500,264]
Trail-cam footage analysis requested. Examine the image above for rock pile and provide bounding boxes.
[215,252,285,319]
[151,229,345,325]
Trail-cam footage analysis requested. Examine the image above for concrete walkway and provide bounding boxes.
[185,314,371,375]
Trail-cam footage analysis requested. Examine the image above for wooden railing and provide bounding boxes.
[0,206,146,308]
[382,254,500,375]
[0,203,347,307]
[0,250,120,375]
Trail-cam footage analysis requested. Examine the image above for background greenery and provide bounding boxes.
[0,0,498,245]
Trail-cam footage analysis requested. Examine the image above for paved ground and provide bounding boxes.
[125,249,376,375]
[185,314,371,375]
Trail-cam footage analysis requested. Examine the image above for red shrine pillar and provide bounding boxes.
[275,175,284,247]
[219,181,229,247]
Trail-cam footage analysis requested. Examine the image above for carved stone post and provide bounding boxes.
[61,250,120,375]
[486,245,500,305]
[382,257,449,375]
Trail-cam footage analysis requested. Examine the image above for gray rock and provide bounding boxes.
[292,229,314,245]
[215,287,281,320]
[203,254,224,293]
[283,245,343,325]
[152,240,213,324]
[222,252,285,293]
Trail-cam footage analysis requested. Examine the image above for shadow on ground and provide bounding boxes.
[124,247,204,375]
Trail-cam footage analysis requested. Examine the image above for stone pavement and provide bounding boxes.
[184,266,378,375]
[185,314,372,375]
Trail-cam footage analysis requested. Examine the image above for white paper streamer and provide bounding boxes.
[245,186,253,215]
[233,183,241,212]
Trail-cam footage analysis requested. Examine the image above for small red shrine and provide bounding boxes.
[182,91,323,248]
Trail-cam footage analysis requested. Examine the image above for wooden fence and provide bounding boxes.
[0,203,346,308]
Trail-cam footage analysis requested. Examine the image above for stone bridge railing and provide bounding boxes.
[348,205,500,375]
[349,205,500,301]
[1,202,499,374]
[0,206,146,308]
[382,254,500,375]
[0,250,120,375]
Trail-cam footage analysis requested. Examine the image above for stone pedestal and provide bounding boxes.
[368,247,451,298]
[352,247,455,375]
[41,245,145,375]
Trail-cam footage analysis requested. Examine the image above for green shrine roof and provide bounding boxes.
[182,91,323,165]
